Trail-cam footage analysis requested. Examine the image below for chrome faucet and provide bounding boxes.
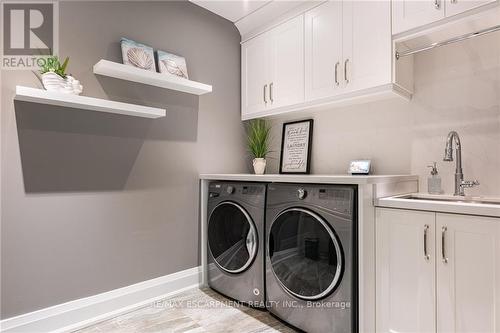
[443,131,479,196]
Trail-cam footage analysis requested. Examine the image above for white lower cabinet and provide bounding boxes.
[376,208,500,333]
[376,208,436,333]
[437,213,500,333]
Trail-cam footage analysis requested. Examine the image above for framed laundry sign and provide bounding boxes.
[279,119,313,174]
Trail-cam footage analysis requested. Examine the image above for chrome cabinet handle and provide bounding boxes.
[424,224,430,261]
[434,0,441,9]
[441,226,448,263]
[334,61,340,86]
[270,82,274,103]
[344,59,349,84]
[263,84,267,104]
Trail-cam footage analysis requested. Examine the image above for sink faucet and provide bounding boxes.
[443,131,479,196]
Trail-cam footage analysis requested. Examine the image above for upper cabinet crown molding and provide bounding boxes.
[237,1,324,42]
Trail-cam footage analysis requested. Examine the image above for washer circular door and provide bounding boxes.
[268,208,344,300]
[208,201,258,274]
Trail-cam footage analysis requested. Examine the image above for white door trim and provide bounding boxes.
[1,266,201,333]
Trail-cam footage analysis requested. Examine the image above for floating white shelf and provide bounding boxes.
[93,60,213,95]
[14,86,166,118]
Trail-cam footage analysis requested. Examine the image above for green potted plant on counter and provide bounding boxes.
[246,119,271,175]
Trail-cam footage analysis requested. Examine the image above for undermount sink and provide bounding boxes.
[397,193,500,206]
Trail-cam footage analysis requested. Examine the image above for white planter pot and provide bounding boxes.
[42,72,65,92]
[252,158,266,175]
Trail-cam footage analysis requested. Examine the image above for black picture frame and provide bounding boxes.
[279,119,313,174]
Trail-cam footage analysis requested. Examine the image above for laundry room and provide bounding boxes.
[1,1,499,332]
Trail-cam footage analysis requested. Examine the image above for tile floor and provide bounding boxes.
[74,288,297,333]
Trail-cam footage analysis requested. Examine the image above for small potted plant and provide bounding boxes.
[40,55,69,92]
[246,119,271,175]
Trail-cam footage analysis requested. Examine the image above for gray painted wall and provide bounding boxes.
[1,1,246,318]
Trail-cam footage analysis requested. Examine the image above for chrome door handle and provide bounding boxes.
[424,224,430,261]
[269,82,274,103]
[334,61,340,86]
[246,229,256,258]
[441,226,448,263]
[434,0,441,9]
[344,59,349,84]
[263,84,267,104]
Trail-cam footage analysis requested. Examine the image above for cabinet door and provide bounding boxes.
[376,208,436,333]
[342,0,391,93]
[437,213,500,333]
[268,15,304,109]
[305,1,343,101]
[392,0,445,35]
[446,0,496,17]
[241,33,270,117]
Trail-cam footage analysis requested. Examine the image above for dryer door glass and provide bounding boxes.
[208,202,258,274]
[269,208,343,300]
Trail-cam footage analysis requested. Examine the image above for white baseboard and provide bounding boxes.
[1,266,201,333]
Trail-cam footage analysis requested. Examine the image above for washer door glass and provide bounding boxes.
[269,208,344,300]
[208,202,257,274]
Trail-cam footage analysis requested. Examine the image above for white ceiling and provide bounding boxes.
[189,0,272,22]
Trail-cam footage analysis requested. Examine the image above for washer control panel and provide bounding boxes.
[208,182,265,201]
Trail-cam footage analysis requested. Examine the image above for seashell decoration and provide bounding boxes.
[127,48,154,70]
[161,59,188,79]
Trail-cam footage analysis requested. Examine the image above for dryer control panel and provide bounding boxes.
[267,184,355,218]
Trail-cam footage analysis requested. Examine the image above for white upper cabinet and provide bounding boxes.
[305,0,393,102]
[376,208,436,333]
[436,213,500,333]
[392,0,497,34]
[342,0,392,94]
[392,0,445,35]
[241,15,304,119]
[241,0,409,120]
[304,1,342,101]
[268,15,304,110]
[242,34,270,117]
[446,0,496,16]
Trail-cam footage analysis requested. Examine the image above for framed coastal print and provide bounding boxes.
[279,119,313,174]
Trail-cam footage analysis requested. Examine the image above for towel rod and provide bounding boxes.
[395,24,500,60]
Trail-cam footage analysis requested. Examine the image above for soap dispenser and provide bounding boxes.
[427,162,442,194]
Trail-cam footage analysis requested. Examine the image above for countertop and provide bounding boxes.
[199,173,418,185]
[376,193,500,218]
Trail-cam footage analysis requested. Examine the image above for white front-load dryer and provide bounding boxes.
[207,181,266,307]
